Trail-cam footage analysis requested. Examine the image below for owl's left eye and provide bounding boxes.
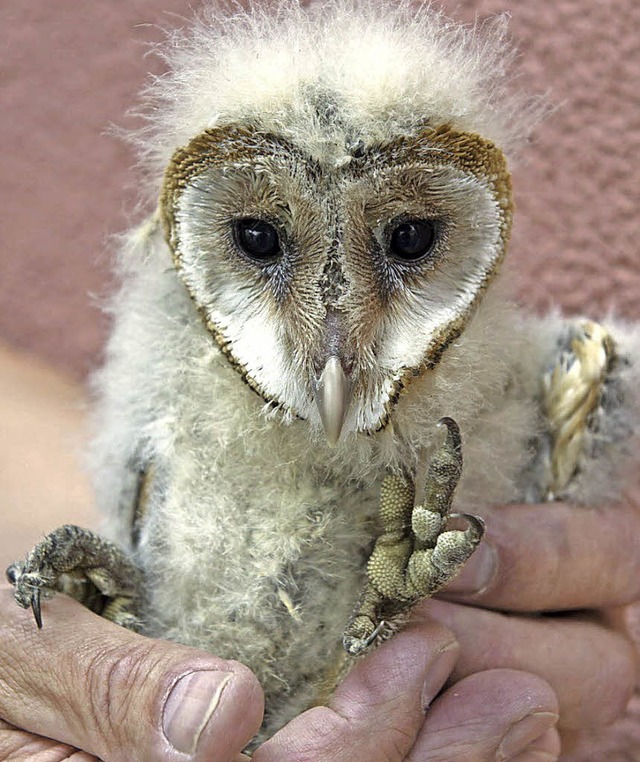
[234,219,281,260]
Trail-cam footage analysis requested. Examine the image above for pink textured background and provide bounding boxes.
[0,0,638,379]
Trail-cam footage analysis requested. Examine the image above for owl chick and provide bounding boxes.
[7,0,640,748]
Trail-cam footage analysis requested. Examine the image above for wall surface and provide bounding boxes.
[0,0,638,378]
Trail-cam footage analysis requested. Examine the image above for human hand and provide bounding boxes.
[0,585,263,762]
[430,495,640,758]
[0,583,559,762]
[253,623,559,761]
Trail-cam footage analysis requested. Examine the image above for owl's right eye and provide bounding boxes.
[389,219,436,262]
[234,219,281,260]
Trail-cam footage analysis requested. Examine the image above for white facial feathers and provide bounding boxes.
[162,124,511,438]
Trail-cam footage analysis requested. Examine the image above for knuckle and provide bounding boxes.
[567,626,638,731]
[81,638,161,751]
[594,634,637,726]
[302,705,350,745]
[372,722,415,762]
[256,706,349,760]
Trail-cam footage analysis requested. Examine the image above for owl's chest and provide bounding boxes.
[135,427,379,696]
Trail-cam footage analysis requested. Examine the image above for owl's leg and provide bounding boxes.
[6,524,143,631]
[343,418,484,656]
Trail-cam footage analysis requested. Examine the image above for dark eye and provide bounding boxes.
[389,220,436,261]
[234,219,280,259]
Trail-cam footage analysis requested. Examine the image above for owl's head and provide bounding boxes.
[143,1,540,445]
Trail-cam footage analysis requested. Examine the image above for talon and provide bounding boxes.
[7,526,142,631]
[5,563,19,585]
[364,619,386,648]
[449,512,485,542]
[31,589,43,629]
[343,619,387,656]
[437,416,462,453]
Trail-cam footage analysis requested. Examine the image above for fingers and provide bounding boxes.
[0,718,100,761]
[254,626,561,762]
[408,669,560,761]
[253,622,459,761]
[0,586,264,762]
[424,599,637,731]
[442,499,640,611]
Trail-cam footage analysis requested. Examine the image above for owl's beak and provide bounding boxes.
[313,356,351,446]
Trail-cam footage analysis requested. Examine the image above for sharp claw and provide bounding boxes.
[343,619,387,656]
[364,619,386,648]
[5,563,19,585]
[31,589,43,629]
[437,416,462,453]
[465,513,485,535]
[449,512,485,542]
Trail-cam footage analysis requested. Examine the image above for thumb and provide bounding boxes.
[0,586,264,762]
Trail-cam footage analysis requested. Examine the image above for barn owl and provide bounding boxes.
[7,0,639,749]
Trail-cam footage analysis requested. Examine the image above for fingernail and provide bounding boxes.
[497,712,559,760]
[445,541,497,594]
[421,641,459,709]
[163,670,233,755]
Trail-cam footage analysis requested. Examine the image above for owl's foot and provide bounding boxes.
[6,524,143,631]
[343,418,484,655]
